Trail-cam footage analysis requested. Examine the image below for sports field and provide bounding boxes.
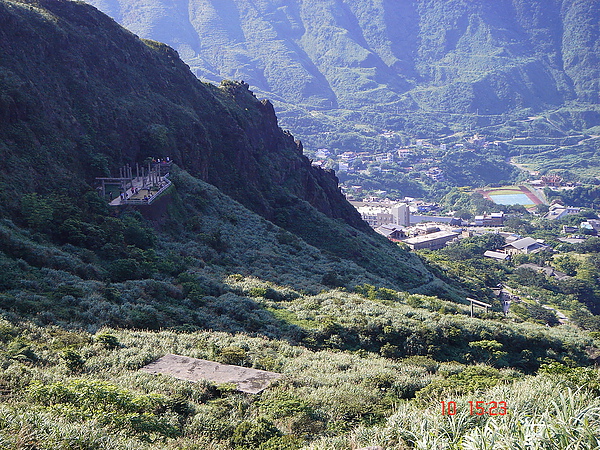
[478,185,544,207]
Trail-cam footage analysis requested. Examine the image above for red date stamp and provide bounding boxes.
[441,401,507,416]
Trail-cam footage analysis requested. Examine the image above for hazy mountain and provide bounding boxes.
[86,0,600,147]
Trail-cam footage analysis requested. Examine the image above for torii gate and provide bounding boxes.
[467,297,492,317]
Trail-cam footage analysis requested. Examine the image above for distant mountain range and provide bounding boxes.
[87,0,600,148]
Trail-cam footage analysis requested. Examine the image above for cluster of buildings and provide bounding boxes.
[351,198,510,251]
[529,174,580,189]
[354,202,412,228]
[312,148,397,174]
[353,197,506,229]
[352,196,583,256]
[474,213,505,226]
[312,134,505,203]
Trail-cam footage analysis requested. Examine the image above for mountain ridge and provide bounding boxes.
[85,0,600,148]
[0,0,439,293]
[0,0,367,231]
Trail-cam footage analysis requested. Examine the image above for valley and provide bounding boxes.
[0,0,599,449]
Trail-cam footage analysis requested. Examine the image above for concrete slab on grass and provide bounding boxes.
[140,354,282,394]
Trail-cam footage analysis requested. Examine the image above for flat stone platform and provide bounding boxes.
[140,354,282,394]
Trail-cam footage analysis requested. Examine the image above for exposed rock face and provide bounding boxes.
[0,0,367,231]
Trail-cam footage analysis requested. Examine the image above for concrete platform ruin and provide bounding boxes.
[140,354,282,394]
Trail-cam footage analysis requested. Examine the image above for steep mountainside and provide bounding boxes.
[0,0,439,291]
[0,0,363,229]
[86,0,600,146]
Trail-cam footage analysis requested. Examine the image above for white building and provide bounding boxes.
[315,148,330,159]
[338,162,349,172]
[544,204,581,220]
[503,237,550,255]
[404,230,459,250]
[391,203,411,226]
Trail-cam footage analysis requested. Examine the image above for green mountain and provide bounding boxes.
[0,0,362,228]
[1,2,599,448]
[85,0,600,149]
[0,0,445,325]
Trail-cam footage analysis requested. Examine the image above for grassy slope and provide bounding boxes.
[0,168,598,447]
[0,1,598,448]
[0,314,598,448]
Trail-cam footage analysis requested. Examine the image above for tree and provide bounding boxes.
[511,267,547,288]
[552,254,579,276]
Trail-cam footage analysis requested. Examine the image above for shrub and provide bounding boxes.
[219,346,248,366]
[231,417,281,449]
[62,349,85,373]
[249,287,269,298]
[259,435,303,450]
[26,379,182,439]
[94,332,120,350]
[401,356,440,374]
[415,365,516,403]
[107,258,143,282]
[7,338,37,362]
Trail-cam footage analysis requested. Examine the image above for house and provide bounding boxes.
[357,205,393,227]
[544,204,581,220]
[397,148,412,158]
[376,224,406,241]
[490,212,505,226]
[581,219,600,233]
[375,153,394,163]
[484,251,510,261]
[517,264,569,281]
[315,148,330,159]
[391,203,410,226]
[403,230,459,250]
[541,174,562,187]
[503,237,550,255]
[562,225,579,234]
[474,212,504,227]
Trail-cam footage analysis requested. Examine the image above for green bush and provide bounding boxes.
[94,332,120,350]
[231,417,281,449]
[61,349,85,373]
[259,435,303,450]
[7,338,36,362]
[415,365,517,403]
[26,379,182,438]
[219,346,248,366]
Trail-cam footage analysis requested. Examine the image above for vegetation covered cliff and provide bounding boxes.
[0,1,599,449]
[0,0,441,320]
[0,0,366,231]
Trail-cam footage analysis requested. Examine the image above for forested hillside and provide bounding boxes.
[87,0,600,148]
[1,1,599,448]
[2,0,371,225]
[0,0,445,328]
